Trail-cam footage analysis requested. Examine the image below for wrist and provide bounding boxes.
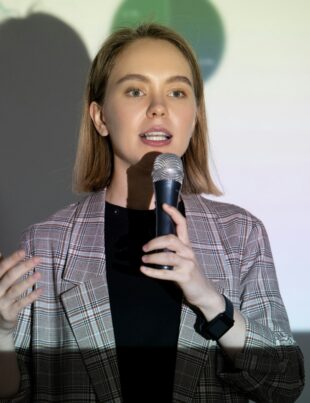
[195,295,235,341]
[196,292,226,322]
[0,331,15,352]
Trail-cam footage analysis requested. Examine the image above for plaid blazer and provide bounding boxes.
[2,190,304,402]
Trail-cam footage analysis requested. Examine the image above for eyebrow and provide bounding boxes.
[115,73,193,87]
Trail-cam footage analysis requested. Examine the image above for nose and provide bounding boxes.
[146,96,167,118]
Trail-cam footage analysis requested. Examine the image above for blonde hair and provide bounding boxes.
[74,23,220,195]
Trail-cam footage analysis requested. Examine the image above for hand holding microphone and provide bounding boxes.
[151,153,184,270]
[141,153,221,311]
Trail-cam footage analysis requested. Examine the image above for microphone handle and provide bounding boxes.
[153,179,181,270]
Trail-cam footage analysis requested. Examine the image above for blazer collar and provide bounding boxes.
[62,189,107,284]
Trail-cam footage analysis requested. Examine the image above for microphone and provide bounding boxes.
[151,153,184,270]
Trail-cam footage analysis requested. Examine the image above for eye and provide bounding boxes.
[126,88,145,97]
[169,89,186,98]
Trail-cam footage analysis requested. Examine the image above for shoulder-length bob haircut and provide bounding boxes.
[74,23,221,195]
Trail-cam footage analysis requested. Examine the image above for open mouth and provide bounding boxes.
[140,131,172,141]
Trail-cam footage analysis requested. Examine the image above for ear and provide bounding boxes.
[89,101,109,137]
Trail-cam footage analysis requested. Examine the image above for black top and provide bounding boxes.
[105,201,183,402]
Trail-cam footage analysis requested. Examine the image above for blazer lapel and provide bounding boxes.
[173,194,229,402]
[60,189,122,402]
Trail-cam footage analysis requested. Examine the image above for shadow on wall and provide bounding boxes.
[0,13,91,255]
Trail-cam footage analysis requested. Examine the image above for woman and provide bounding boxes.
[0,24,304,402]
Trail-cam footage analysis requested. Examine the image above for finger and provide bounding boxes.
[142,252,181,268]
[143,235,193,259]
[0,256,41,297]
[4,271,42,305]
[11,287,43,318]
[0,250,25,278]
[140,265,178,281]
[143,234,181,253]
[162,203,190,244]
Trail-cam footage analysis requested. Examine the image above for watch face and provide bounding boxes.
[207,313,235,340]
[195,296,234,341]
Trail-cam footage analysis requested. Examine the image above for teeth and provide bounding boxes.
[145,131,167,136]
[145,136,168,141]
[143,131,171,141]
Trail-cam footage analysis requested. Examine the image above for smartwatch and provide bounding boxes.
[195,295,235,341]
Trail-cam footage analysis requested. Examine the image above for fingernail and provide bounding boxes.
[141,266,149,271]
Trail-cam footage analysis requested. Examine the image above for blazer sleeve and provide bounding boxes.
[0,228,34,403]
[217,218,305,402]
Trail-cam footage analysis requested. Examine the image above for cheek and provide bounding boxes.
[181,105,197,134]
[106,102,143,134]
[104,105,125,134]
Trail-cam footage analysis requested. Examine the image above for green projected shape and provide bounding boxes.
[111,0,225,81]
[0,1,16,19]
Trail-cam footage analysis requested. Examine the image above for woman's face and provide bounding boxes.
[99,38,197,174]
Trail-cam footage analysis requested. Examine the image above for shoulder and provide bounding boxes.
[20,191,103,254]
[183,193,261,224]
[182,193,267,243]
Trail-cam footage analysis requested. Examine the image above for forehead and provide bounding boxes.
[109,38,193,81]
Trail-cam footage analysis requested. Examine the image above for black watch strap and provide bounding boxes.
[195,295,235,341]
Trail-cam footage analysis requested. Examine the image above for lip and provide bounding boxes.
[140,137,172,147]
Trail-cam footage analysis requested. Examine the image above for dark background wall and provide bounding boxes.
[0,14,90,254]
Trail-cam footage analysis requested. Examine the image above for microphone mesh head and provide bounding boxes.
[152,153,184,184]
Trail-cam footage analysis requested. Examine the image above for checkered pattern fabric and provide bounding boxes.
[1,189,304,402]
